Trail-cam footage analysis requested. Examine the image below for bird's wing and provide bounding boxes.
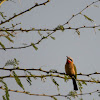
[73,64,77,79]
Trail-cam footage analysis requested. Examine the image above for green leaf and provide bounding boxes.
[64,75,68,82]
[0,12,6,20]
[31,43,38,50]
[5,30,15,37]
[68,91,77,98]
[93,5,99,8]
[2,96,6,100]
[84,15,94,22]
[0,12,4,17]
[26,76,32,85]
[76,29,80,36]
[27,71,37,80]
[4,58,19,67]
[0,42,5,50]
[51,78,59,91]
[49,69,57,73]
[98,29,100,31]
[42,36,47,39]
[50,36,55,40]
[24,71,32,85]
[78,81,82,87]
[0,79,9,100]
[6,90,9,100]
[12,71,25,90]
[14,58,19,66]
[80,98,83,100]
[67,97,71,100]
[81,81,87,85]
[51,96,57,100]
[5,36,14,43]
[59,25,65,32]
[78,81,83,92]
[38,31,42,37]
[91,77,97,83]
[32,28,35,30]
[55,25,64,32]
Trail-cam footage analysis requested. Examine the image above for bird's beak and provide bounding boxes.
[66,56,68,58]
[66,56,69,60]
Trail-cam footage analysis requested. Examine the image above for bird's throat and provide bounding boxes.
[67,59,71,63]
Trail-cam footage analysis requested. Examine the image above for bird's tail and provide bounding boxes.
[72,77,78,91]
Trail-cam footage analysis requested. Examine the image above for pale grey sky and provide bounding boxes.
[0,0,100,100]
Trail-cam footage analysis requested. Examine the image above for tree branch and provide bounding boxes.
[0,86,99,98]
[0,0,50,25]
[0,67,100,76]
[0,0,100,50]
[0,74,100,83]
[0,25,100,32]
[63,0,100,26]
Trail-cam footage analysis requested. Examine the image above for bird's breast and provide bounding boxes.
[65,63,75,75]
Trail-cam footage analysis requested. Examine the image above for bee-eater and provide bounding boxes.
[65,56,78,90]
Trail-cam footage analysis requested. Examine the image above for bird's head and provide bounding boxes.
[66,56,73,63]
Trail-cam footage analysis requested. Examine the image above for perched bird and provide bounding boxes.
[65,56,78,90]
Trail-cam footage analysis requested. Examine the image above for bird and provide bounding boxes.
[65,56,78,90]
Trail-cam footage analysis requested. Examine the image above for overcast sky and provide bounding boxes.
[0,0,100,100]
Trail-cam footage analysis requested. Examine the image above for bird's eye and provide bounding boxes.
[70,59,72,61]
